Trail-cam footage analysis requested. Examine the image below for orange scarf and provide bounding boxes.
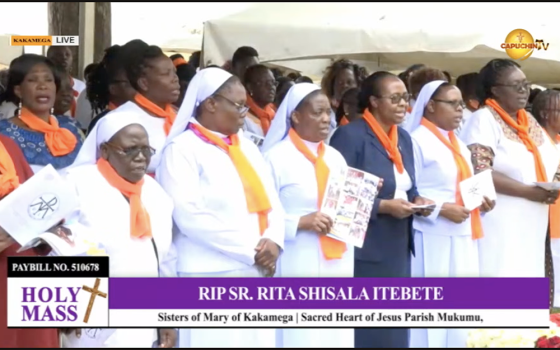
[406,105,412,113]
[0,140,19,198]
[134,93,176,136]
[487,99,557,237]
[339,116,350,126]
[190,123,272,235]
[421,118,483,239]
[108,102,117,111]
[69,77,79,118]
[19,107,77,156]
[288,128,347,259]
[544,128,560,239]
[97,158,152,239]
[362,109,404,173]
[172,57,188,67]
[246,94,275,135]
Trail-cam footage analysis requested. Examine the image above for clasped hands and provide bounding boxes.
[254,238,280,277]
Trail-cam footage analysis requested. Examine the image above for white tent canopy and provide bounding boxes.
[203,3,560,84]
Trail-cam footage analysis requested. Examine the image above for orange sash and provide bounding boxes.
[246,94,275,135]
[288,128,347,259]
[420,118,484,239]
[362,109,404,173]
[543,128,560,239]
[172,57,188,67]
[134,93,176,136]
[339,116,350,126]
[487,99,557,237]
[190,123,272,235]
[108,102,117,111]
[97,158,152,239]
[0,140,19,198]
[406,106,412,113]
[19,107,78,156]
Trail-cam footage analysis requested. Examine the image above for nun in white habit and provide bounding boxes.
[408,81,494,348]
[156,68,285,348]
[60,111,176,348]
[262,83,354,348]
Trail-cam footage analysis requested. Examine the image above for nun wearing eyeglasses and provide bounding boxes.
[261,83,353,348]
[60,111,176,348]
[407,81,495,349]
[155,68,284,348]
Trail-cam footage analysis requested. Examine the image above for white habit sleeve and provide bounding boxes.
[264,152,300,242]
[412,136,442,222]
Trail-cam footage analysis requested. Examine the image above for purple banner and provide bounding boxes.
[108,277,548,310]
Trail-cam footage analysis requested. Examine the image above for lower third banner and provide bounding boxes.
[7,256,550,329]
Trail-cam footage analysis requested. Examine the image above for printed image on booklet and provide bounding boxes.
[320,166,380,248]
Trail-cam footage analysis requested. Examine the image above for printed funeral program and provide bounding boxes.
[320,166,380,248]
[0,164,79,249]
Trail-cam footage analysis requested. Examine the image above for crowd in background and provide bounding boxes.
[1,38,560,349]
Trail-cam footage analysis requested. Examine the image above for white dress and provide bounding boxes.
[264,138,354,348]
[410,124,479,348]
[156,122,285,348]
[460,106,560,278]
[60,164,175,348]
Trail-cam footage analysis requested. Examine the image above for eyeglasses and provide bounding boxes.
[494,81,532,92]
[376,93,411,104]
[213,94,250,115]
[105,143,156,158]
[432,99,466,109]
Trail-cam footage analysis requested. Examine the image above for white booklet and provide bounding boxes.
[320,166,380,248]
[0,164,80,249]
[459,170,497,211]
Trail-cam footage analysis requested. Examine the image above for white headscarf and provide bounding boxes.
[407,80,448,133]
[261,83,321,153]
[71,111,146,167]
[165,67,233,146]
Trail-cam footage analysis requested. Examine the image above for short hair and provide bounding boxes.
[169,54,184,61]
[336,87,359,124]
[357,71,398,111]
[443,71,452,82]
[188,51,201,68]
[529,88,543,104]
[176,63,196,83]
[456,73,479,101]
[120,39,167,91]
[296,76,313,84]
[476,59,521,104]
[232,46,259,68]
[86,45,125,113]
[0,54,60,105]
[532,89,560,126]
[243,64,271,85]
[287,72,301,81]
[321,59,367,99]
[408,67,447,97]
[401,64,426,88]
[269,68,283,80]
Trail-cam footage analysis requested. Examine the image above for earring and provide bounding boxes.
[17,101,22,117]
[50,108,54,115]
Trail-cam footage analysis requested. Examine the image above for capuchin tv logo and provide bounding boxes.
[21,286,80,322]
